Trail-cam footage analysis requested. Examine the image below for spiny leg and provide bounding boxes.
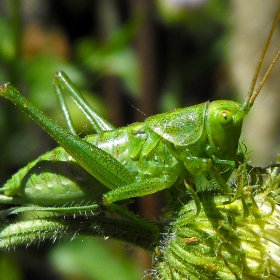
[0,204,100,218]
[0,83,159,232]
[0,83,134,190]
[53,71,115,133]
[103,176,175,204]
[103,176,174,238]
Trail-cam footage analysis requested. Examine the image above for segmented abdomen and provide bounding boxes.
[1,124,142,206]
[2,138,108,206]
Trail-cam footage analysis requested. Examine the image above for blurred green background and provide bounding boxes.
[0,0,279,279]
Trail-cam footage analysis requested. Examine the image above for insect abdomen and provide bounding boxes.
[1,144,108,206]
[87,123,147,174]
[0,123,146,206]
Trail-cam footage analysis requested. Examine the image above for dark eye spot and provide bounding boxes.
[217,110,232,124]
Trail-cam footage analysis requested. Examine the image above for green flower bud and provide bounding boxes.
[154,165,280,279]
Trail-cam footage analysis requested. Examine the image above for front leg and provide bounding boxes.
[205,144,236,170]
[183,156,232,192]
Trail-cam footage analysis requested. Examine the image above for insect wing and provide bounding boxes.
[145,102,208,146]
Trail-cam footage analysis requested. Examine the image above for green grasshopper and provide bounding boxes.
[0,10,279,216]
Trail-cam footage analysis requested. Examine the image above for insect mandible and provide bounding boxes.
[0,10,280,214]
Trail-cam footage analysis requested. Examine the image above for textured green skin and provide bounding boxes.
[0,94,243,206]
[104,100,243,203]
[1,136,108,206]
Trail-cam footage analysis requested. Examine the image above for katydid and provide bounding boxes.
[0,10,279,214]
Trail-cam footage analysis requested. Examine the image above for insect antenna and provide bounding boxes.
[247,9,280,104]
[234,9,280,123]
[250,49,280,104]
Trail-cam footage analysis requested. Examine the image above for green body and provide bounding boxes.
[0,92,243,206]
[0,46,273,213]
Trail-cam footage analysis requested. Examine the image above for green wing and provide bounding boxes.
[145,102,208,146]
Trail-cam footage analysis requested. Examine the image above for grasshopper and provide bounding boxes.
[0,10,279,216]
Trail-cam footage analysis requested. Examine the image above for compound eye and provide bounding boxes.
[217,110,233,125]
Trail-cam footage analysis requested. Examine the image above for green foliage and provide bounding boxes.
[50,238,142,280]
